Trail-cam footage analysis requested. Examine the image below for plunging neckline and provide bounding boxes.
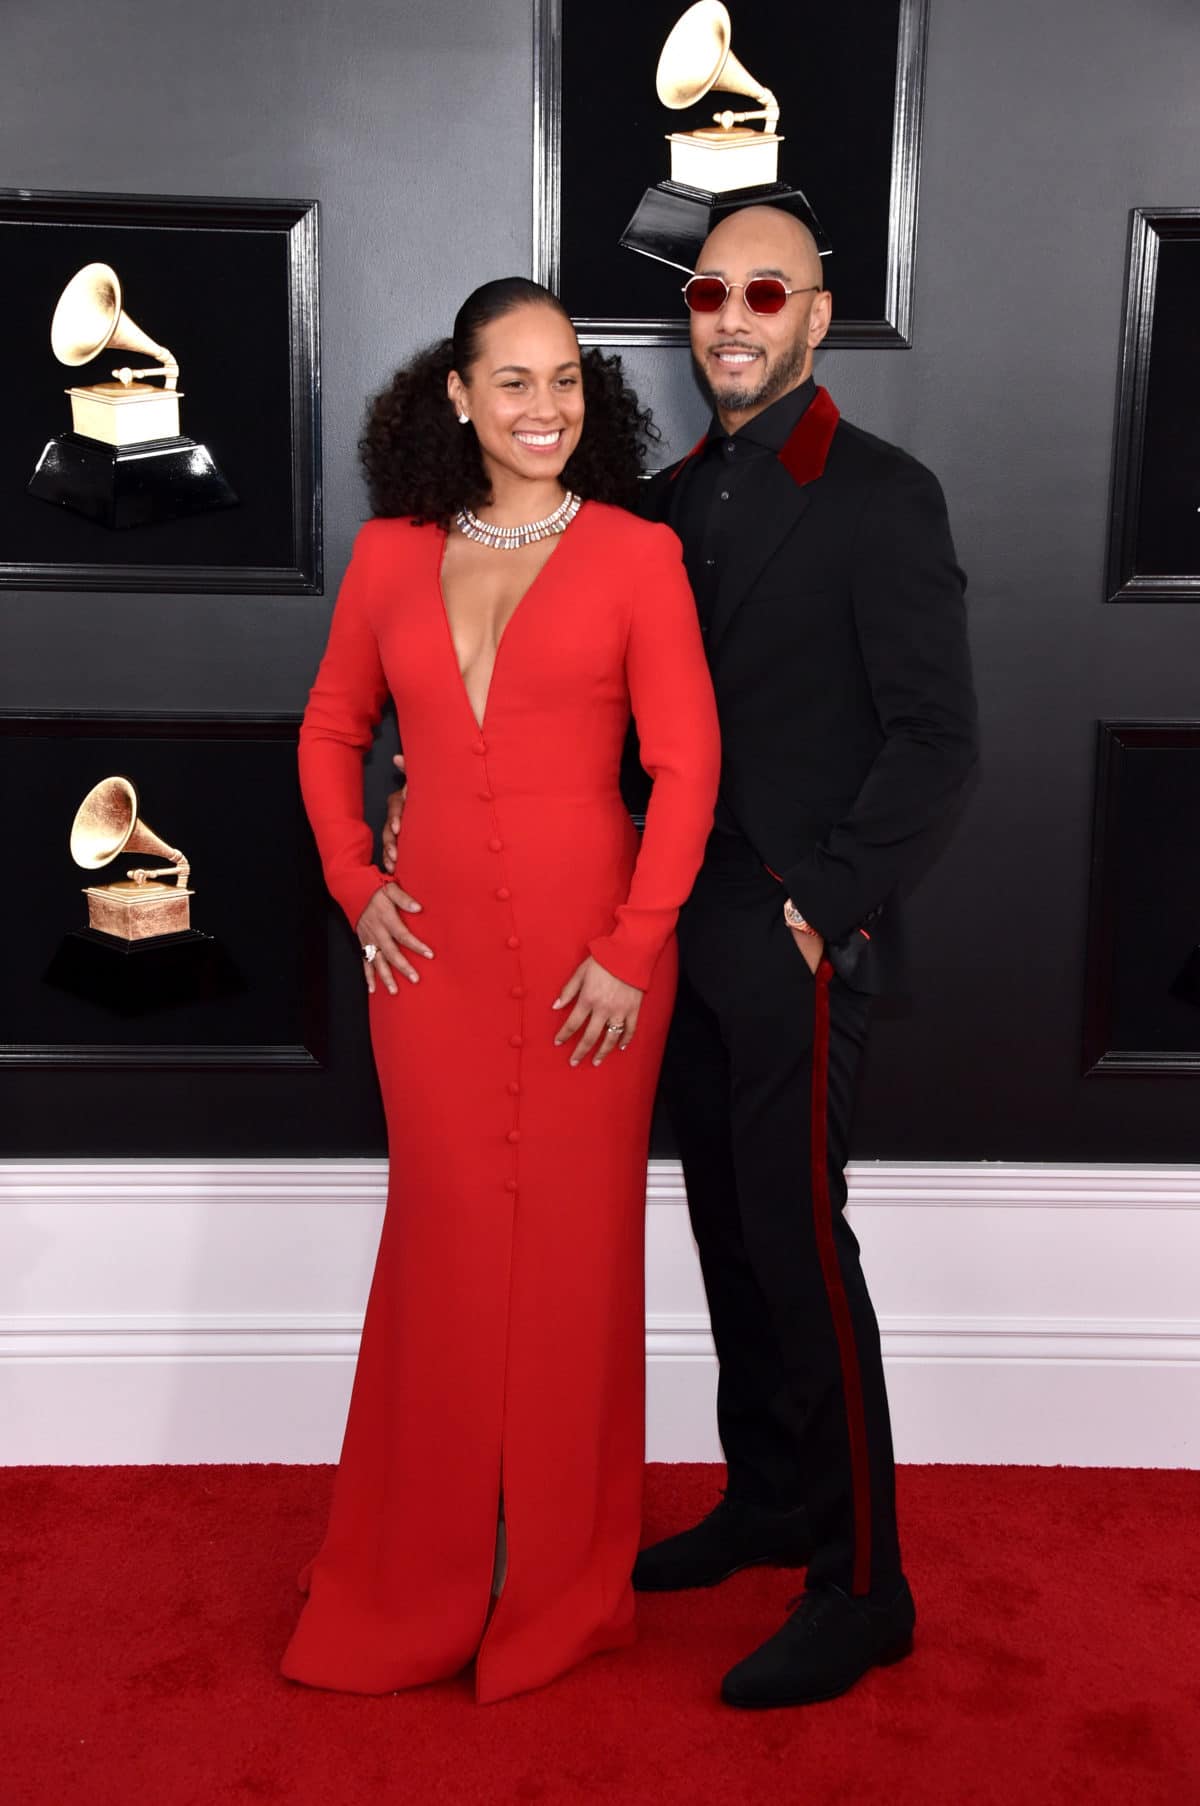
[435,503,587,735]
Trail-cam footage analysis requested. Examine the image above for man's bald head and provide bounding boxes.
[697,207,825,292]
[689,206,833,430]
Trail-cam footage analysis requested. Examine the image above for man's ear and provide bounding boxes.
[808,290,833,351]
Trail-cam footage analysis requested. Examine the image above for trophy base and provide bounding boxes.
[1169,946,1200,1010]
[666,130,783,194]
[620,179,831,274]
[27,432,238,531]
[66,381,183,447]
[83,879,194,940]
[44,928,244,1019]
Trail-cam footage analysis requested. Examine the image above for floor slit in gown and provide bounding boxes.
[490,1497,507,1601]
[476,1335,514,1677]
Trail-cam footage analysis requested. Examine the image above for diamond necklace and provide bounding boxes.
[455,490,582,550]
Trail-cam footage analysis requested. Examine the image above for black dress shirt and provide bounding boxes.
[672,377,817,838]
[674,376,817,633]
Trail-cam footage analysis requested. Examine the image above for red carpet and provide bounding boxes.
[2,1463,1197,1806]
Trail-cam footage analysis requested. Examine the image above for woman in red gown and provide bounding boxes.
[282,279,720,1703]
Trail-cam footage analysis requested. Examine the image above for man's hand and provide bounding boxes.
[381,754,406,875]
[784,901,825,975]
[355,879,431,995]
[788,924,826,975]
[552,957,643,1067]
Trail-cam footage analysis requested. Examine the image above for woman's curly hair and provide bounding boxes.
[360,277,659,527]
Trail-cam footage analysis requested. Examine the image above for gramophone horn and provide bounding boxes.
[49,263,179,390]
[656,1,779,131]
[69,776,185,873]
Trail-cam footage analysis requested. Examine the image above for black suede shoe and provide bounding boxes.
[720,1578,916,1708]
[632,1495,811,1593]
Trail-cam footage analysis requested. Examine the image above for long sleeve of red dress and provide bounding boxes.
[298,525,392,932]
[587,525,720,991]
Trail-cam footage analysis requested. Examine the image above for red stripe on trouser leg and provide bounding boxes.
[809,957,872,1597]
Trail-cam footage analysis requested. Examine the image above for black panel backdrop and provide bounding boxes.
[3,0,1200,1160]
[0,715,325,1069]
[1134,238,1200,580]
[0,220,294,574]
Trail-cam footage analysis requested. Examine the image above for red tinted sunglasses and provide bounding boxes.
[682,276,819,316]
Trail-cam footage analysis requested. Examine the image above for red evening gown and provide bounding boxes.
[282,502,720,1703]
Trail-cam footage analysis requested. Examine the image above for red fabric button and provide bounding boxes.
[504,1179,518,1193]
[506,1130,521,1144]
[478,790,494,802]
[506,936,521,950]
[510,985,526,999]
[473,742,488,756]
[495,886,512,901]
[488,837,503,853]
[506,1081,521,1096]
[509,1034,524,1048]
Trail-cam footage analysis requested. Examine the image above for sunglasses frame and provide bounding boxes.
[680,276,821,317]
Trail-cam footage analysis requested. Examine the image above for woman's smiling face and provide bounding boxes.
[449,303,585,493]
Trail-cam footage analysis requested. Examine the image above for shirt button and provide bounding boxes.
[724,442,736,456]
[509,1034,524,1048]
[720,490,730,501]
[506,1081,521,1096]
[510,985,526,999]
[506,936,521,950]
[473,742,488,756]
[504,1179,518,1193]
[506,1130,521,1145]
[705,558,715,567]
[488,837,503,853]
[495,886,512,901]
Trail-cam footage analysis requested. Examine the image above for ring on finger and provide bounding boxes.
[362,943,378,963]
[605,1020,625,1035]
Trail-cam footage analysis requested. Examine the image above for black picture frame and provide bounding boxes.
[0,189,321,594]
[1083,721,1200,1076]
[1106,209,1200,603]
[533,0,928,347]
[0,712,328,1070]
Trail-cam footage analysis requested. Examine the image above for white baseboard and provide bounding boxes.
[3,1160,1198,1467]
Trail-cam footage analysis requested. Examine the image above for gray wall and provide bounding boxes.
[4,0,1200,1158]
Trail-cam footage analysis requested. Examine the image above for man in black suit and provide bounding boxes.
[629,204,977,1708]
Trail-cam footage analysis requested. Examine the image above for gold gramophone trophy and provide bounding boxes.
[620,0,829,273]
[43,774,238,1017]
[70,776,194,940]
[27,262,237,529]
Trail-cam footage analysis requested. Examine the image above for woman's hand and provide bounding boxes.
[552,957,643,1067]
[356,880,432,995]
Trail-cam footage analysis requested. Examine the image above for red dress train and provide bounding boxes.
[281,504,720,1702]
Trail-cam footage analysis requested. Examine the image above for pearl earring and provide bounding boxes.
[457,411,469,425]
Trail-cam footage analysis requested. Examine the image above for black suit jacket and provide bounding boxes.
[632,386,978,993]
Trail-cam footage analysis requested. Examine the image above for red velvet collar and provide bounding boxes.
[669,384,840,487]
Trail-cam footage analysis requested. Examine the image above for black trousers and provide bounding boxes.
[660,834,901,1596]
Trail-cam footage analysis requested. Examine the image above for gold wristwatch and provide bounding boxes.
[784,899,817,935]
